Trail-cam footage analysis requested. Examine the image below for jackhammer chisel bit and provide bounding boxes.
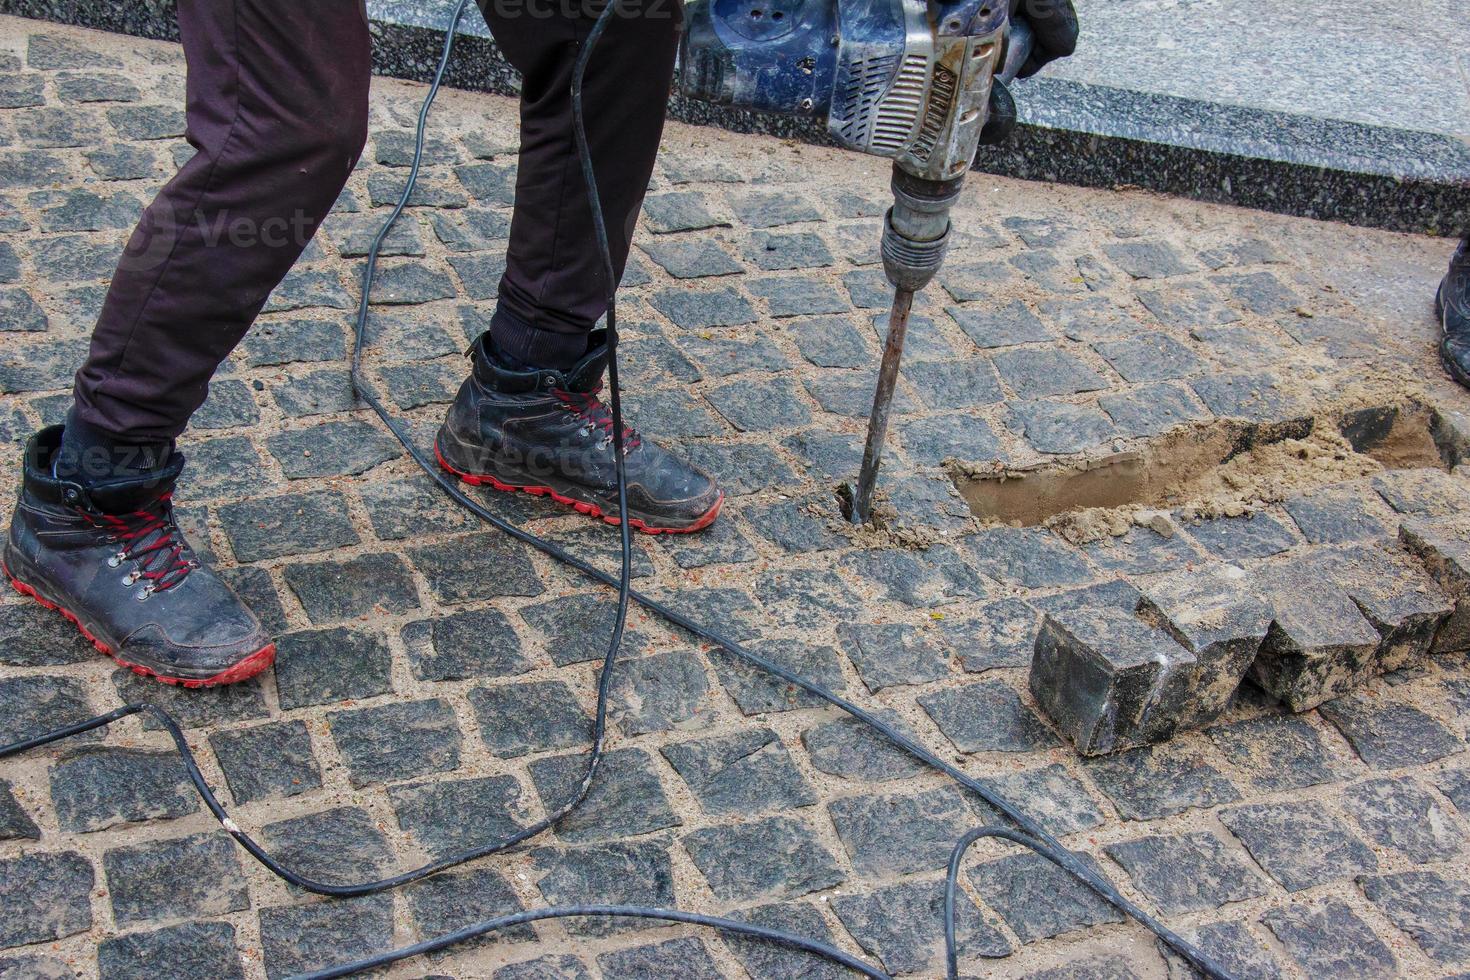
[676,0,1032,524]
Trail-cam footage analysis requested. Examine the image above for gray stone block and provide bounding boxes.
[390,775,526,859]
[1156,921,1283,980]
[968,849,1123,943]
[598,938,724,980]
[1359,870,1470,969]
[1083,742,1239,819]
[531,839,674,937]
[0,852,93,949]
[1103,832,1268,915]
[259,894,394,980]
[260,807,396,885]
[919,680,1058,753]
[1308,544,1454,673]
[682,815,844,901]
[661,728,815,816]
[405,868,533,952]
[98,921,244,980]
[828,786,979,877]
[327,698,462,787]
[1219,801,1376,892]
[1262,898,1398,979]
[832,880,1010,975]
[1399,517,1470,653]
[102,832,248,925]
[528,748,680,842]
[1344,777,1465,864]
[1318,691,1462,770]
[50,746,197,833]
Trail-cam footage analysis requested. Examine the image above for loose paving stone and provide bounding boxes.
[451,161,514,204]
[1439,767,1470,811]
[1011,399,1117,454]
[103,832,248,926]
[974,763,1106,836]
[1360,870,1470,969]
[868,311,955,359]
[948,300,1054,349]
[1206,714,1355,793]
[266,420,400,479]
[409,531,543,603]
[209,721,322,804]
[1092,332,1204,382]
[801,710,928,782]
[614,333,702,386]
[85,142,156,179]
[50,746,197,833]
[640,236,742,278]
[390,775,526,858]
[726,902,848,980]
[1248,559,1384,711]
[1031,579,1143,615]
[1004,216,1077,248]
[1082,524,1204,575]
[829,786,979,876]
[682,815,845,901]
[744,498,842,553]
[709,638,847,714]
[598,938,723,980]
[370,170,469,209]
[920,680,1058,753]
[0,851,94,949]
[1344,776,1464,863]
[702,376,811,429]
[1284,482,1396,543]
[469,680,591,757]
[1103,832,1268,916]
[649,285,756,328]
[192,379,259,428]
[401,607,530,682]
[328,698,462,787]
[0,780,39,842]
[1136,282,1240,330]
[969,849,1124,943]
[494,955,592,979]
[112,668,269,732]
[1373,467,1470,517]
[642,191,726,233]
[902,359,1006,413]
[1399,517,1470,653]
[610,650,713,734]
[284,552,419,623]
[446,251,507,298]
[428,208,509,251]
[272,627,393,710]
[1100,382,1210,438]
[935,598,1039,673]
[1031,603,1201,755]
[749,230,833,270]
[263,267,353,312]
[1011,250,1088,292]
[1212,270,1301,315]
[661,727,816,815]
[898,411,1003,465]
[378,359,460,408]
[259,894,394,980]
[98,921,244,980]
[0,602,96,667]
[1310,544,1454,672]
[1184,511,1296,559]
[106,104,183,139]
[832,880,1011,974]
[749,276,849,318]
[1218,800,1376,891]
[529,748,680,842]
[405,867,533,949]
[1318,691,1462,769]
[1084,741,1240,819]
[30,188,141,231]
[622,385,726,437]
[261,807,397,884]
[1262,898,1398,979]
[959,526,1094,589]
[838,622,950,692]
[1156,921,1282,980]
[520,593,647,666]
[940,260,1014,302]
[532,839,676,937]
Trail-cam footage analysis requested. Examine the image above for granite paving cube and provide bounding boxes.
[678,331,788,376]
[409,532,543,603]
[897,412,1003,465]
[1344,777,1464,863]
[328,698,462,787]
[273,627,392,709]
[1309,544,1453,672]
[746,498,843,553]
[531,839,675,937]
[269,368,359,418]
[787,314,871,368]
[959,526,1094,589]
[801,711,928,783]
[1317,691,1462,769]
[755,568,863,628]
[728,190,821,228]
[1359,870,1470,969]
[0,603,97,667]
[661,728,816,815]
[284,552,419,623]
[1261,899,1398,979]
[726,902,848,980]
[1399,517,1470,653]
[682,815,844,901]
[1190,372,1306,422]
[1183,511,1296,559]
[0,289,48,334]
[803,370,918,417]
[405,868,533,950]
[494,955,592,980]
[973,764,1105,836]
[842,267,892,308]
[1205,714,1354,793]
[50,746,197,833]
[98,921,245,980]
[429,208,509,252]
[1082,525,1203,575]
[992,347,1108,398]
[1029,605,1200,756]
[919,680,1058,753]
[259,894,394,980]
[29,32,124,69]
[598,938,724,980]
[947,300,1054,349]
[1102,240,1199,279]
[1103,832,1268,916]
[102,832,248,925]
[1136,282,1240,330]
[452,161,515,203]
[642,190,726,233]
[390,775,526,858]
[267,420,400,479]
[520,593,647,666]
[1100,382,1210,438]
[260,807,396,884]
[1092,332,1204,382]
[400,607,530,682]
[640,236,742,278]
[968,850,1123,943]
[930,599,1036,674]
[1083,741,1240,819]
[1155,922,1282,980]
[749,277,849,318]
[610,650,713,734]
[529,748,680,842]
[470,680,591,757]
[0,781,38,842]
[1218,800,1376,891]
[0,675,96,745]
[1283,483,1396,543]
[749,230,833,270]
[709,639,847,714]
[828,786,979,876]
[841,545,986,608]
[832,880,1011,975]
[1248,559,1384,711]
[0,852,94,949]
[209,721,322,804]
[1010,399,1117,454]
[838,622,950,692]
[236,318,345,367]
[649,286,756,329]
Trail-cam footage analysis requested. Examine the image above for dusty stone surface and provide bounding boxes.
[0,19,1466,980]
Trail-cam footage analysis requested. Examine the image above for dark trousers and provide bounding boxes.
[71,0,681,442]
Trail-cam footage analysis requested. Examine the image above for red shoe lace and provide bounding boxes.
[554,386,641,452]
[89,493,198,595]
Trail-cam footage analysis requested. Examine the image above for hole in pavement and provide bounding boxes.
[952,401,1457,530]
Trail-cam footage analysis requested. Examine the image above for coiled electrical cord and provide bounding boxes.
[0,3,1235,978]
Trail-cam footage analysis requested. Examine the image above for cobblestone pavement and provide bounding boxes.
[2,18,1469,980]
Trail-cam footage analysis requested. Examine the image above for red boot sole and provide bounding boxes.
[435,443,722,535]
[4,562,275,689]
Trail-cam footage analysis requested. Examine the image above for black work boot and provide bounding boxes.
[1438,238,1470,388]
[4,426,274,687]
[436,333,723,533]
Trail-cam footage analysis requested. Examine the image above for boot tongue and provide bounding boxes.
[75,454,186,515]
[561,332,610,393]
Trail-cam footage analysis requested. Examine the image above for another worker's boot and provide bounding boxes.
[1438,237,1470,388]
[436,332,723,533]
[3,426,274,687]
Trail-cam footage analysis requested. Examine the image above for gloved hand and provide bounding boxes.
[979,0,1079,144]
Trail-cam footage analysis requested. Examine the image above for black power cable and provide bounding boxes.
[0,3,1237,979]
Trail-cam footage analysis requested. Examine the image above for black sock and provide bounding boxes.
[56,410,174,485]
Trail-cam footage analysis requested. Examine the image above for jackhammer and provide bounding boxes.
[679,0,1036,523]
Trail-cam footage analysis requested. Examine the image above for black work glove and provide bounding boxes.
[979,0,1079,144]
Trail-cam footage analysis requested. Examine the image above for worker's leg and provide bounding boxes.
[1440,237,1470,388]
[439,1,723,533]
[5,0,371,688]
